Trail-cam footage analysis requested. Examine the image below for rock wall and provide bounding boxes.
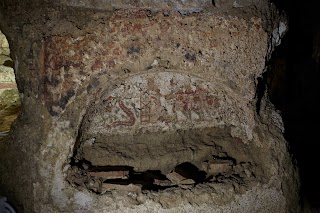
[0,30,20,133]
[0,0,300,212]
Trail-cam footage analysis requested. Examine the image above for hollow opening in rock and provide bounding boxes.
[0,30,20,138]
[66,72,268,195]
[68,126,262,194]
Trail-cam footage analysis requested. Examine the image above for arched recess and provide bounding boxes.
[67,71,266,194]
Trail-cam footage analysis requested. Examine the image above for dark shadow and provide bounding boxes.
[267,0,320,209]
[174,162,207,183]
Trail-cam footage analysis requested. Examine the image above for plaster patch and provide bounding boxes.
[74,191,93,212]
[89,71,224,135]
[51,170,68,210]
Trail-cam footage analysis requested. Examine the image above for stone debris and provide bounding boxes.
[154,179,172,187]
[102,183,141,193]
[166,171,195,188]
[179,179,195,185]
[89,171,129,179]
[166,171,186,184]
[86,179,102,193]
[67,158,257,193]
[179,183,194,189]
[66,167,89,187]
[178,179,195,189]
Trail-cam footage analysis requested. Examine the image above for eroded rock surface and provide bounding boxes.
[0,0,299,212]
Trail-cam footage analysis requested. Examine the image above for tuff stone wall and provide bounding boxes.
[0,1,299,212]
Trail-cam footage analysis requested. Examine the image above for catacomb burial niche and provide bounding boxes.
[68,72,265,194]
[0,30,20,138]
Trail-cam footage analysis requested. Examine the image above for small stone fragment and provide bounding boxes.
[86,179,102,193]
[179,179,195,185]
[166,171,186,184]
[166,171,195,188]
[179,184,193,189]
[89,171,129,179]
[154,179,173,186]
